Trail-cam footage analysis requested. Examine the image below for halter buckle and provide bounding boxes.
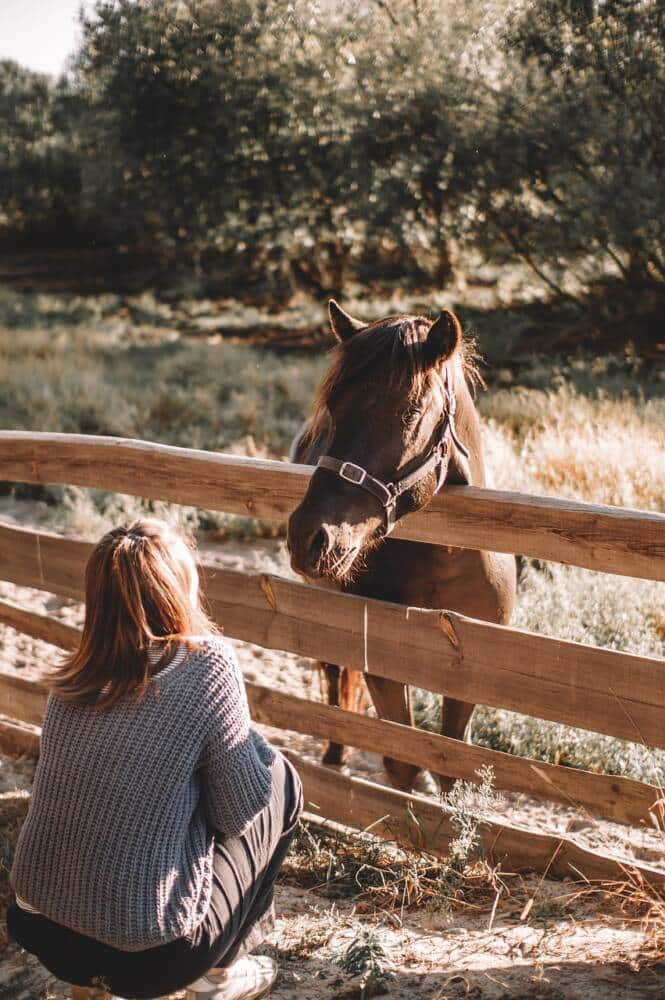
[339,461,367,486]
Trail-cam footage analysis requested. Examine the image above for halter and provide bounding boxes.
[316,368,470,536]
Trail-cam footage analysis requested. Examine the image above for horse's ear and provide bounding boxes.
[328,299,364,342]
[424,310,462,367]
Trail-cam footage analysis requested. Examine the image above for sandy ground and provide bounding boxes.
[0,498,664,998]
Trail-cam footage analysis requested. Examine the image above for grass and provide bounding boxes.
[334,927,395,998]
[479,381,665,511]
[0,288,664,783]
[0,316,325,456]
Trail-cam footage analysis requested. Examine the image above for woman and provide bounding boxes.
[6,517,303,1000]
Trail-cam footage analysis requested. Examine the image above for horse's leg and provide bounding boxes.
[438,697,476,794]
[364,675,420,791]
[319,662,363,764]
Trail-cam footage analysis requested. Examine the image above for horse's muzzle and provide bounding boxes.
[287,509,362,581]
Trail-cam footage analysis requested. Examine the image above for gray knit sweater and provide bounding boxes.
[10,635,278,951]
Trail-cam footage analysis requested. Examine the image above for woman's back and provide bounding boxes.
[10,635,277,952]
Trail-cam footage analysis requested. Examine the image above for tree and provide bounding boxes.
[0,60,82,246]
[473,0,665,298]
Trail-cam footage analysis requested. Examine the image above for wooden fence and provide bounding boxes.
[0,430,664,887]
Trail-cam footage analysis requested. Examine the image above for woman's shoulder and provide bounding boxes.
[184,635,247,714]
[186,634,240,678]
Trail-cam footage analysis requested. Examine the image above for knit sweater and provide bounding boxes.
[10,634,278,951]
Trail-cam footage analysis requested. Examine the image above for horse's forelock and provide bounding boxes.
[306,313,480,445]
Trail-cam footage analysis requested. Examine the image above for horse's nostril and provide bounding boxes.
[308,528,330,563]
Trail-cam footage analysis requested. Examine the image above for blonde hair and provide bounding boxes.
[49,517,219,710]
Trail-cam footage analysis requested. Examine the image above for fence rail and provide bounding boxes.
[1,431,664,579]
[0,431,664,886]
[1,520,663,749]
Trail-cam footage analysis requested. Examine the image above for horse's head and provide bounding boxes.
[287,300,475,582]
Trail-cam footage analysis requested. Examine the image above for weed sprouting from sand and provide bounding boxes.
[427,767,502,911]
[334,926,395,997]
[441,766,498,873]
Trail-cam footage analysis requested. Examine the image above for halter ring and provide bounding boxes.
[339,461,367,485]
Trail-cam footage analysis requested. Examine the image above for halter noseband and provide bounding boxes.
[316,368,469,536]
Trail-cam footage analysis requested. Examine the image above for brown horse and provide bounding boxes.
[287,301,516,791]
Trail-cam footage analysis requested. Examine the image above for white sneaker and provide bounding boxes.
[185,955,278,1000]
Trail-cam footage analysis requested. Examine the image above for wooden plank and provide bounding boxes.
[0,714,40,757]
[0,431,663,579]
[248,685,661,829]
[203,567,665,750]
[0,521,664,748]
[0,672,47,727]
[0,636,659,831]
[406,486,665,582]
[0,599,80,651]
[285,752,665,886]
[0,521,88,600]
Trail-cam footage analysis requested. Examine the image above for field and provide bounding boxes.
[0,287,664,997]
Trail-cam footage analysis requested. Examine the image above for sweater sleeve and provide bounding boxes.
[198,638,277,837]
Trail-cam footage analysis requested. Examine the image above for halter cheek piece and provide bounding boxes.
[316,369,470,536]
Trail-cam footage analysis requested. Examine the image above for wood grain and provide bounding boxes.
[0,599,80,651]
[0,521,663,748]
[1,431,663,579]
[0,672,47,727]
[0,714,40,757]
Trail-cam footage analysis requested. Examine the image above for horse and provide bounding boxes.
[286,300,516,791]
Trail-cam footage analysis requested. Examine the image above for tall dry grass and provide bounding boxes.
[480,384,665,511]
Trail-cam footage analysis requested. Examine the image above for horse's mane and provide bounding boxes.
[307,314,482,446]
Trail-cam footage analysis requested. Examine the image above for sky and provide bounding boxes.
[0,0,95,77]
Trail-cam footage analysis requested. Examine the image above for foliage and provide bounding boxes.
[1,1,663,309]
[70,0,495,294]
[0,61,82,246]
[74,0,301,266]
[475,0,665,297]
[334,927,395,997]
